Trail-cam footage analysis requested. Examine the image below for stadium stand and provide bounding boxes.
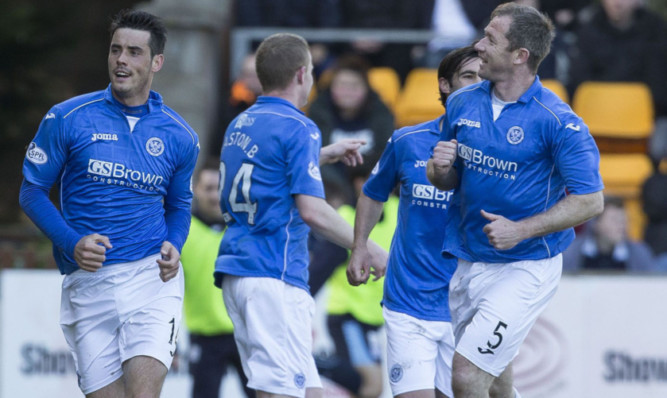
[572,81,654,153]
[394,68,442,127]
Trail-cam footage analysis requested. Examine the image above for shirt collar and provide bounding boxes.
[255,96,304,115]
[104,84,164,113]
[480,75,543,104]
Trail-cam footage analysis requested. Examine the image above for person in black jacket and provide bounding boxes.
[568,0,667,116]
[308,54,395,195]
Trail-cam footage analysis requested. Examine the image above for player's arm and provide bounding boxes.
[347,192,385,286]
[320,138,366,167]
[160,135,200,282]
[295,194,388,280]
[480,191,604,250]
[427,139,459,191]
[19,180,111,271]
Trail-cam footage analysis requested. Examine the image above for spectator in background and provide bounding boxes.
[567,0,667,116]
[642,161,667,270]
[563,196,655,272]
[181,160,253,398]
[210,53,262,158]
[308,55,395,194]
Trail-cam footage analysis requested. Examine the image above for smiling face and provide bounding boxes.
[474,15,515,82]
[108,28,163,106]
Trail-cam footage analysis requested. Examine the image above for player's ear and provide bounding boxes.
[439,77,451,95]
[296,65,306,84]
[514,48,529,66]
[152,54,164,73]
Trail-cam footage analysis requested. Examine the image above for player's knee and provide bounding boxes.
[451,355,491,395]
[451,368,476,395]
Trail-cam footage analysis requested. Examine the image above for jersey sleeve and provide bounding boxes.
[22,107,69,188]
[285,122,325,198]
[550,117,604,195]
[164,134,200,252]
[363,136,398,202]
[436,112,464,178]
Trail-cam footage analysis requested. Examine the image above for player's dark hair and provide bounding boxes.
[255,33,310,93]
[110,9,167,57]
[491,3,555,73]
[437,45,479,106]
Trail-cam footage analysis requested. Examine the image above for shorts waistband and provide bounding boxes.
[69,253,161,278]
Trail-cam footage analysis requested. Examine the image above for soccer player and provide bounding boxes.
[347,45,482,398]
[427,4,604,397]
[214,33,388,398]
[181,159,252,398]
[19,9,199,398]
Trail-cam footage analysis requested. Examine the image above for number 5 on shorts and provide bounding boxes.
[477,321,507,355]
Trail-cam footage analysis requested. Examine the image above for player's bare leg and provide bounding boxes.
[451,352,494,397]
[122,355,168,398]
[489,363,513,398]
[451,353,515,398]
[86,377,124,398]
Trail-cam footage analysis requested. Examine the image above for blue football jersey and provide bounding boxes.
[22,85,199,274]
[363,116,457,322]
[215,97,325,291]
[439,77,604,262]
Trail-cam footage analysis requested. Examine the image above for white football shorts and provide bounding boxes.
[449,254,562,377]
[383,307,455,397]
[222,276,322,397]
[60,253,184,394]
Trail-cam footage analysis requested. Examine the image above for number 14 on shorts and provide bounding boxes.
[478,321,508,355]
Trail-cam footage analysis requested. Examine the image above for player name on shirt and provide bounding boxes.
[224,131,259,159]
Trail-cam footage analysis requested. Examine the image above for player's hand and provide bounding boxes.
[431,139,458,176]
[320,139,366,166]
[368,242,388,281]
[157,241,181,282]
[347,241,387,286]
[347,244,372,286]
[481,210,524,250]
[74,234,112,272]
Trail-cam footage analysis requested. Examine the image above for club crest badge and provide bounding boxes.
[390,363,403,383]
[146,137,164,156]
[506,126,524,145]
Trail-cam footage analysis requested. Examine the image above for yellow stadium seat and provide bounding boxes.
[598,153,653,239]
[572,82,654,153]
[624,197,646,241]
[368,67,401,112]
[394,68,443,127]
[599,153,653,197]
[541,79,569,103]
